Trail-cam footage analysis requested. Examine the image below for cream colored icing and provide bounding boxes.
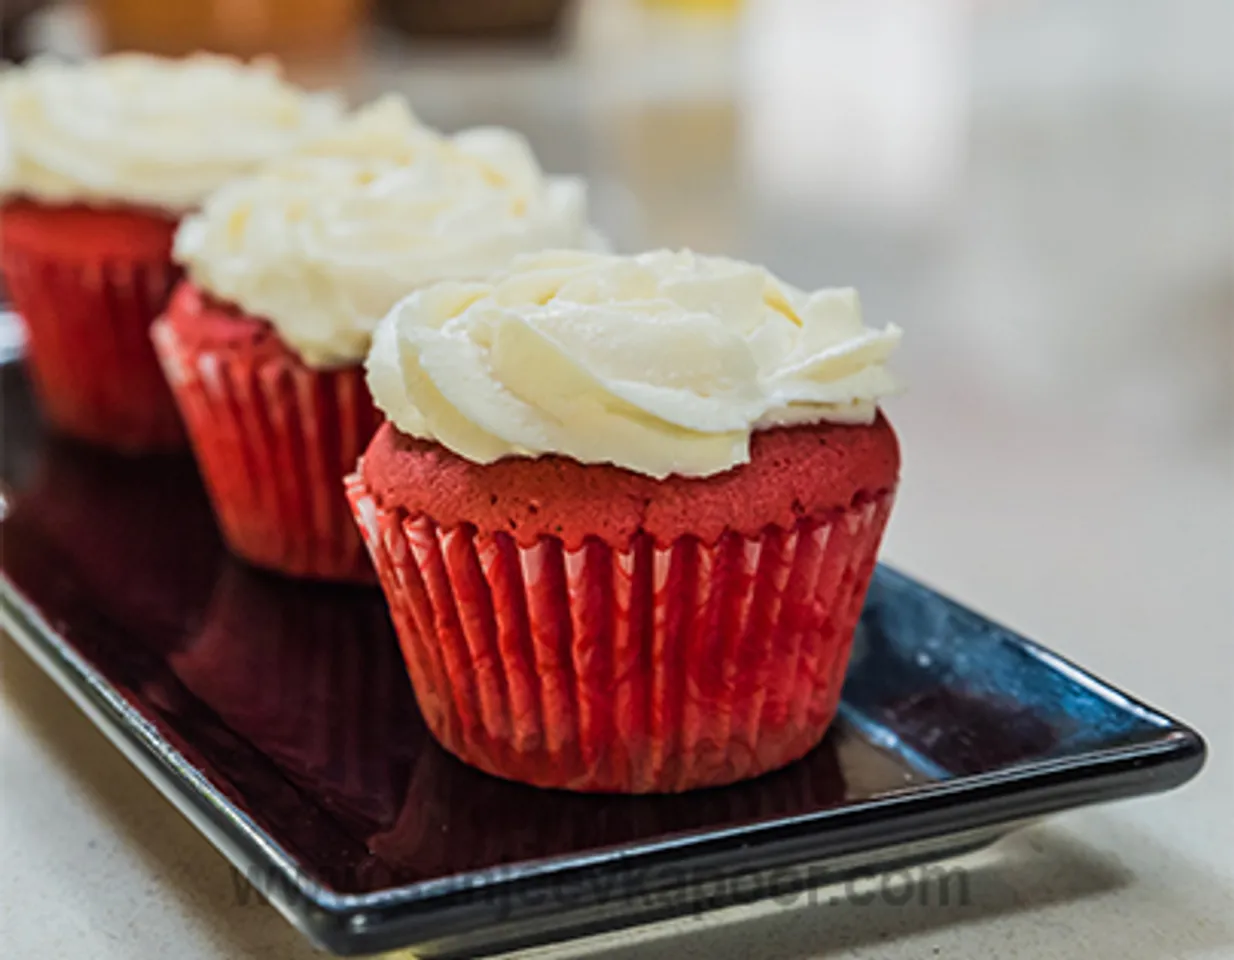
[174,96,600,367]
[367,249,901,478]
[0,53,343,212]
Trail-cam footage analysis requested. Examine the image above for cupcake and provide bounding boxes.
[153,97,600,582]
[0,54,342,452]
[347,249,902,793]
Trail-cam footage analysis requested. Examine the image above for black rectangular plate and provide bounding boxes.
[0,360,1205,957]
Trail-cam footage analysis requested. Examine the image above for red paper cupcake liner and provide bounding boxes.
[152,316,381,583]
[1,227,184,451]
[347,472,894,793]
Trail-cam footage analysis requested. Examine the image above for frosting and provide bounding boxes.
[367,249,902,479]
[0,54,343,212]
[174,96,600,368]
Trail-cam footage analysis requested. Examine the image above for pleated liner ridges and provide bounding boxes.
[152,318,381,583]
[347,472,894,793]
[1,245,184,451]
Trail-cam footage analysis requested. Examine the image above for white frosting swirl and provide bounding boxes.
[367,249,902,479]
[174,97,600,368]
[0,54,343,212]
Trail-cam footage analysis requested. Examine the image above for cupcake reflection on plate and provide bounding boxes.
[368,733,844,880]
[169,561,422,834]
[0,54,342,452]
[153,96,603,583]
[0,438,222,656]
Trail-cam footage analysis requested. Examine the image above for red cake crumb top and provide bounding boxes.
[163,280,294,361]
[0,199,177,260]
[359,414,899,549]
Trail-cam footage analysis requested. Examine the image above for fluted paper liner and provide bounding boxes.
[153,316,380,582]
[348,470,894,793]
[1,242,184,451]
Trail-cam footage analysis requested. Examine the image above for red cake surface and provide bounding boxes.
[0,199,177,261]
[162,279,294,361]
[360,414,900,549]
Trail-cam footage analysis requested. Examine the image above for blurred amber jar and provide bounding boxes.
[91,0,366,59]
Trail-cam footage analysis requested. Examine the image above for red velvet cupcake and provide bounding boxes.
[0,202,184,450]
[155,97,597,581]
[152,284,381,581]
[349,249,904,792]
[0,54,341,452]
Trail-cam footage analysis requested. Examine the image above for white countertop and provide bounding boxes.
[3,0,1232,957]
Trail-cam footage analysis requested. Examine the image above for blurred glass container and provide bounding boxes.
[579,0,742,252]
[738,0,970,223]
[380,0,572,38]
[90,0,367,59]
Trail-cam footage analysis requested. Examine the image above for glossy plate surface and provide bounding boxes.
[0,361,1205,957]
